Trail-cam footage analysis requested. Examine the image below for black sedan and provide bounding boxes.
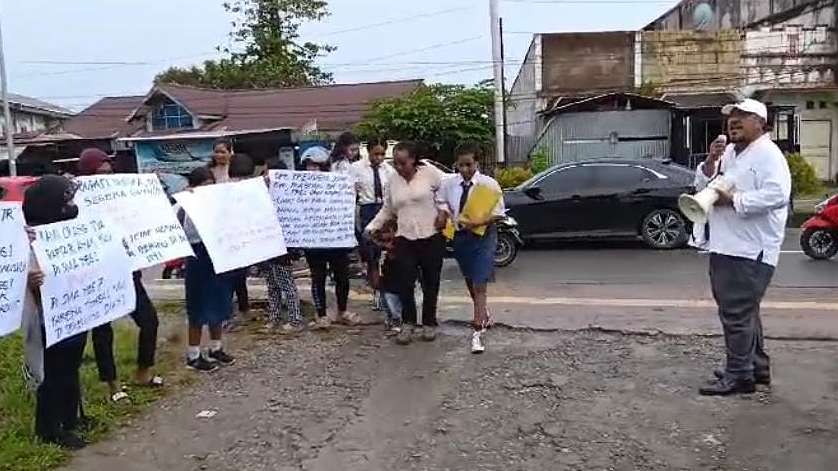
[504,159,695,249]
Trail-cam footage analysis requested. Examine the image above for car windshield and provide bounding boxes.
[514,167,555,191]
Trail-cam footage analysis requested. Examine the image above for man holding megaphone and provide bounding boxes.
[689,98,792,396]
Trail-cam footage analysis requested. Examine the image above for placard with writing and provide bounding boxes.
[32,216,136,347]
[75,174,193,271]
[0,202,29,337]
[268,170,357,248]
[174,178,287,274]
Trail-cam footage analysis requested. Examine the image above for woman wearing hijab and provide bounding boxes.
[23,175,88,449]
[77,148,163,402]
[300,146,360,329]
[365,141,448,345]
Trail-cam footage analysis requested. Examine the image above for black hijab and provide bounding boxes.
[23,175,79,226]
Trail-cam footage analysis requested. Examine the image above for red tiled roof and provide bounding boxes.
[131,79,423,136]
[63,96,147,139]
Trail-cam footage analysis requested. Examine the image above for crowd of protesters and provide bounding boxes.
[13,131,503,449]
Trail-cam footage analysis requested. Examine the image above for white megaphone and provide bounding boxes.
[678,177,734,224]
[678,134,731,225]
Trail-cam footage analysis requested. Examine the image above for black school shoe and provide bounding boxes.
[208,349,236,365]
[699,377,756,396]
[713,369,771,386]
[187,356,219,372]
[44,432,87,450]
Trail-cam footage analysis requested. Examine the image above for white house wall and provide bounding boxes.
[764,90,838,181]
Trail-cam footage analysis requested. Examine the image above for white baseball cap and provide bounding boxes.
[722,98,768,120]
[300,146,330,164]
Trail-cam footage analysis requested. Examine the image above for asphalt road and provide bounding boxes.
[146,229,838,339]
[437,228,838,339]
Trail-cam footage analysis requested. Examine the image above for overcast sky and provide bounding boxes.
[2,0,679,111]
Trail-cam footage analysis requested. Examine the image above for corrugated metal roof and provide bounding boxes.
[7,93,74,116]
[63,96,146,139]
[129,79,424,137]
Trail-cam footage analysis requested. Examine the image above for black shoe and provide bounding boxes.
[208,349,236,365]
[699,377,755,396]
[46,432,87,450]
[187,356,219,372]
[713,369,771,385]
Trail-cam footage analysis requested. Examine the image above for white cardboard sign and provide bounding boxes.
[268,170,357,248]
[33,216,136,347]
[174,178,287,274]
[74,174,193,271]
[0,202,30,337]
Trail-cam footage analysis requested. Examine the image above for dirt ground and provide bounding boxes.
[61,324,838,471]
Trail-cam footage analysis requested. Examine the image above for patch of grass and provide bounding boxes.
[0,307,188,471]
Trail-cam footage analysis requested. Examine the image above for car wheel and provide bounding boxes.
[641,209,688,250]
[800,228,838,260]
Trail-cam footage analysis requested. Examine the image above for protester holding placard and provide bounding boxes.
[260,160,304,333]
[21,175,88,449]
[178,167,235,372]
[365,142,448,345]
[300,146,360,329]
[208,139,233,184]
[228,153,256,321]
[77,149,163,400]
[330,131,361,172]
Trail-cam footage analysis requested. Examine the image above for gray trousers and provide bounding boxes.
[709,253,775,380]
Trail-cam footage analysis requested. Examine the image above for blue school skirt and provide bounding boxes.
[452,225,497,284]
[185,243,234,327]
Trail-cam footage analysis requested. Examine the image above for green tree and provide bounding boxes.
[356,83,494,165]
[155,0,334,88]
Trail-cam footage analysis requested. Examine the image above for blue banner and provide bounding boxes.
[135,139,215,175]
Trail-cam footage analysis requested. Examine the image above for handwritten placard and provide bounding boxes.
[0,202,29,337]
[174,178,287,274]
[32,216,136,347]
[268,170,357,248]
[75,174,193,271]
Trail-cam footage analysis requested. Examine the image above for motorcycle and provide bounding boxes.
[800,194,838,260]
[445,213,524,268]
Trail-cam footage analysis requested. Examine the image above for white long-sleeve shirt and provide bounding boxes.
[352,159,395,206]
[692,133,791,267]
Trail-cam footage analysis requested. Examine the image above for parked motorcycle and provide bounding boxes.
[445,213,523,268]
[800,194,838,260]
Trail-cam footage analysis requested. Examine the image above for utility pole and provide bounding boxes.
[0,17,14,176]
[489,0,506,164]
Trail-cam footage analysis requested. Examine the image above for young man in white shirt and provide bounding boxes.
[352,138,395,304]
[694,99,792,396]
[440,143,505,354]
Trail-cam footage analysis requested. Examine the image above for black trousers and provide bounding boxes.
[396,234,445,327]
[709,253,774,380]
[92,273,159,382]
[305,250,350,317]
[36,332,87,440]
[233,271,250,312]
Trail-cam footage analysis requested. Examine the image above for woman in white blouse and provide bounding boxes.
[366,142,447,345]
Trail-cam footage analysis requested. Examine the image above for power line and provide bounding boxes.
[317,5,478,37]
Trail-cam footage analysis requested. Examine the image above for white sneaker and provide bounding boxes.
[341,311,362,326]
[471,330,485,354]
[308,316,331,330]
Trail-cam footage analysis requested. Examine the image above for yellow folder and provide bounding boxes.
[459,184,502,236]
